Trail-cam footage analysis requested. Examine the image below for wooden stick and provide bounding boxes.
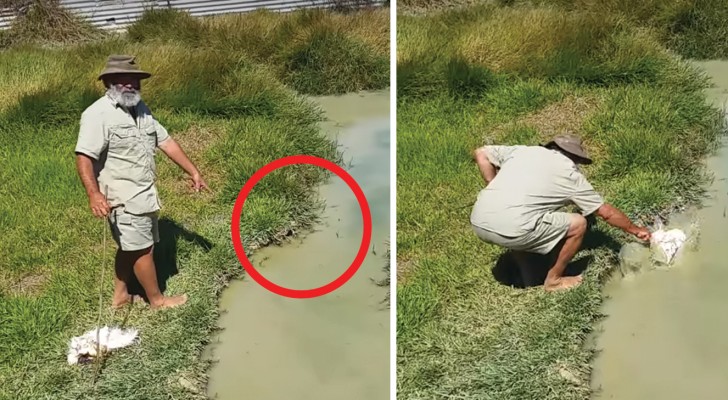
[92,186,109,388]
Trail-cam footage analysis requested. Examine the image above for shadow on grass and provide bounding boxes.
[491,216,621,288]
[126,217,213,298]
[4,84,100,126]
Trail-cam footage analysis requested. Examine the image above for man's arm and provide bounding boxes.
[595,203,651,241]
[158,138,208,192]
[75,154,110,218]
[472,145,523,184]
[569,171,651,241]
[75,111,110,218]
[473,147,498,183]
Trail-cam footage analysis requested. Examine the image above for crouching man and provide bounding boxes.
[470,133,651,291]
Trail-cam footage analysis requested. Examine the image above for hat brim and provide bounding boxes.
[543,141,593,165]
[98,69,152,81]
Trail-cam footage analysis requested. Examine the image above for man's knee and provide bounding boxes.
[473,146,488,163]
[568,214,587,237]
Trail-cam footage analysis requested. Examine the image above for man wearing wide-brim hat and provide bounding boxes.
[74,55,208,309]
[470,133,651,291]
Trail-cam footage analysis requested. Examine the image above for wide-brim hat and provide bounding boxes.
[97,55,152,81]
[544,133,593,165]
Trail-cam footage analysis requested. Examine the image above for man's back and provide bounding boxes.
[470,145,603,237]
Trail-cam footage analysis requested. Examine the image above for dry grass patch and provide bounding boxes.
[485,95,601,141]
[3,273,48,297]
[332,8,390,54]
[3,0,103,46]
[519,95,601,139]
[458,7,599,72]
[396,256,418,285]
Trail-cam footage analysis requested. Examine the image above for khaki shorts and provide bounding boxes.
[108,207,160,251]
[472,212,572,255]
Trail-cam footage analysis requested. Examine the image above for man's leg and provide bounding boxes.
[544,214,587,291]
[111,249,135,308]
[119,246,187,309]
[512,251,542,287]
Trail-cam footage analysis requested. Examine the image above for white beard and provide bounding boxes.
[107,85,141,108]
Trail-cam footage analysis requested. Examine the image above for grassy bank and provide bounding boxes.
[398,0,728,59]
[127,7,389,95]
[0,6,388,400]
[397,4,725,399]
[2,4,389,94]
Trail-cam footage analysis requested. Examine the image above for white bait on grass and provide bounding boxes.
[67,326,139,365]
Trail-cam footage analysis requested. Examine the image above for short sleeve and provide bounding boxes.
[484,145,525,167]
[570,171,604,216]
[75,111,108,160]
[154,118,170,145]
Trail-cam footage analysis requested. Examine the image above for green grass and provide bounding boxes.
[127,8,390,94]
[397,4,726,399]
[0,7,387,400]
[527,0,728,59]
[398,0,728,59]
[2,6,389,95]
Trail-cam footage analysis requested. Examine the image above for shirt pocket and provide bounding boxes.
[109,125,137,152]
[114,211,133,227]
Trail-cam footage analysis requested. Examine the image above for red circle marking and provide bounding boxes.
[230,155,372,299]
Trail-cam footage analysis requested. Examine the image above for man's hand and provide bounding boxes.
[90,192,111,218]
[632,226,652,241]
[76,154,110,218]
[190,172,208,193]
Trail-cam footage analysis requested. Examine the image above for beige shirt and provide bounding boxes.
[470,145,604,237]
[75,95,170,215]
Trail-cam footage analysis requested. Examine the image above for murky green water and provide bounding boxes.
[205,91,390,400]
[590,62,728,399]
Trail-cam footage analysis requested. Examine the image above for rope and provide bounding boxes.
[92,186,109,388]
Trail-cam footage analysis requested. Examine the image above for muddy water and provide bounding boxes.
[590,62,728,399]
[205,91,390,400]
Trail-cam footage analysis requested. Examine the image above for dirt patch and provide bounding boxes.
[490,95,602,143]
[399,0,484,16]
[521,95,600,139]
[3,273,48,296]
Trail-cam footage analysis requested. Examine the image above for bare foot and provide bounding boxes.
[544,275,583,292]
[111,294,145,309]
[150,294,188,310]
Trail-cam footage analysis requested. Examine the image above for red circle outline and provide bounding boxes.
[230,155,372,299]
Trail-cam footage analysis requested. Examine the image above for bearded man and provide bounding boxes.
[74,55,207,309]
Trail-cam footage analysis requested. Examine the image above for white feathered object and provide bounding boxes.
[67,326,139,365]
[650,217,687,265]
